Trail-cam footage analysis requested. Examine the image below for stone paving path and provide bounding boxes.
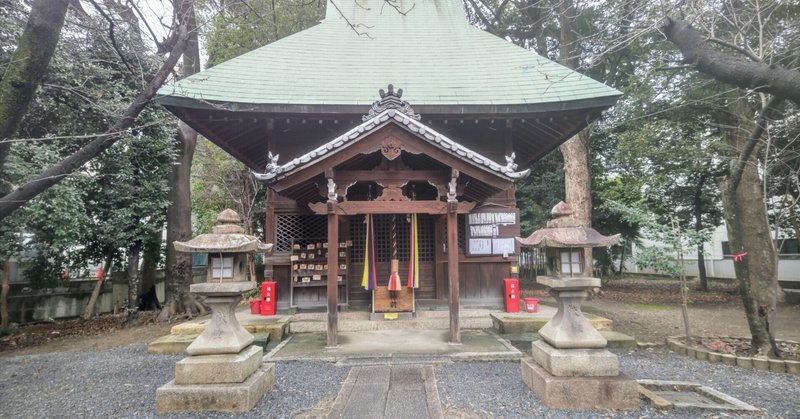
[326,365,444,419]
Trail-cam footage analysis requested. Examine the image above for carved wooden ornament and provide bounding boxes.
[381,137,402,160]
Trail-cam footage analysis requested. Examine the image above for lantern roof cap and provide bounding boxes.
[173,209,272,253]
[516,201,620,248]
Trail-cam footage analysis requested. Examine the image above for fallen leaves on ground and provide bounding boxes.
[681,336,800,361]
[0,312,159,353]
[522,276,740,305]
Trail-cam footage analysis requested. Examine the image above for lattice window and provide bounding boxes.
[350,214,435,262]
[275,215,327,252]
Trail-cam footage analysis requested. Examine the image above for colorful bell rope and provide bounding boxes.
[387,214,402,291]
[407,213,419,288]
[361,214,377,290]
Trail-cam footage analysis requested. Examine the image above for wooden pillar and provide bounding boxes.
[447,202,460,343]
[264,188,277,280]
[326,201,339,347]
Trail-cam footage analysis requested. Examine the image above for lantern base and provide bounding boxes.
[187,282,255,356]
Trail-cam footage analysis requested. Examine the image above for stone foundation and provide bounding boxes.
[521,357,638,410]
[156,362,275,413]
[530,340,619,377]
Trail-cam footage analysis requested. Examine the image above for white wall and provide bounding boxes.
[624,224,800,281]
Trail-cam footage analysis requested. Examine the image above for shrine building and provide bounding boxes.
[157,0,620,344]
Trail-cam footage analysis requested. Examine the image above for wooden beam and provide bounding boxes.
[308,201,476,215]
[326,203,339,347]
[335,170,449,184]
[447,203,460,344]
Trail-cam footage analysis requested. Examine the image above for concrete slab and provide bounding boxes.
[600,330,637,349]
[289,308,496,333]
[386,389,428,419]
[171,310,290,342]
[638,380,762,414]
[491,308,612,334]
[267,329,521,362]
[327,365,443,419]
[147,332,269,354]
[155,363,275,413]
[147,334,197,354]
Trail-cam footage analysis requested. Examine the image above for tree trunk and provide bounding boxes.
[720,96,781,357]
[554,0,593,276]
[82,249,114,320]
[140,231,161,296]
[561,129,594,275]
[162,3,200,319]
[0,0,193,221]
[126,242,142,326]
[694,174,709,291]
[1,258,10,328]
[0,0,70,172]
[787,191,800,244]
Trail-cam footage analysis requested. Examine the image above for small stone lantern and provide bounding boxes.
[175,208,266,284]
[155,209,274,413]
[516,202,637,410]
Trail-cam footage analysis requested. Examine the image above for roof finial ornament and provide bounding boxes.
[364,84,421,121]
[504,152,518,172]
[379,84,403,99]
[266,151,280,173]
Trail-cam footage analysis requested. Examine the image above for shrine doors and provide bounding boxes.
[347,214,437,302]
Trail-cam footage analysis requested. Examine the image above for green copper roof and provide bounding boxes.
[158,0,620,109]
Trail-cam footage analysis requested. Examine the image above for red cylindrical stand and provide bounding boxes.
[260,281,276,316]
[504,278,520,313]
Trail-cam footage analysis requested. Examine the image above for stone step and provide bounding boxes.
[149,333,270,355]
[288,315,493,333]
[497,330,637,353]
[600,330,637,349]
[491,311,612,334]
[170,314,290,342]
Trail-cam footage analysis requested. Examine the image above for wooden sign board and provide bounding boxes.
[465,207,520,256]
[372,286,414,312]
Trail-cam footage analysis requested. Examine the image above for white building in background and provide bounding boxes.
[624,223,800,282]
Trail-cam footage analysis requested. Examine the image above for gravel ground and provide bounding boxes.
[2,345,799,418]
[0,344,348,419]
[437,347,800,418]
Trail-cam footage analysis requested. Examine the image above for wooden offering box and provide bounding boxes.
[372,286,414,313]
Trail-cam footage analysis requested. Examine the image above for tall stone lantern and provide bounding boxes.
[516,202,637,410]
[156,209,275,413]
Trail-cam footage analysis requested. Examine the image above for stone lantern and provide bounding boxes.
[156,209,274,413]
[516,201,637,410]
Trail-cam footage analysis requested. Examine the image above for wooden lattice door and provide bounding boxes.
[348,214,436,301]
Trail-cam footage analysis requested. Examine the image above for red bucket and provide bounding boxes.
[249,300,260,314]
[523,297,539,313]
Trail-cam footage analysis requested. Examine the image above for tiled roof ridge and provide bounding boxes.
[252,108,531,182]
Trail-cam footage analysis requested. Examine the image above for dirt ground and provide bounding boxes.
[0,313,173,358]
[528,276,800,344]
[1,277,797,357]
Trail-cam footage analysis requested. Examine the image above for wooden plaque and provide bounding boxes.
[372,286,414,313]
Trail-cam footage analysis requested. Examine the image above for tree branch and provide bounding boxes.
[660,17,800,105]
[0,0,194,221]
[707,37,761,63]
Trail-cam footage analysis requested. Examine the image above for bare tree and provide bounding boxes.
[659,2,799,356]
[0,0,195,221]
[162,1,203,319]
